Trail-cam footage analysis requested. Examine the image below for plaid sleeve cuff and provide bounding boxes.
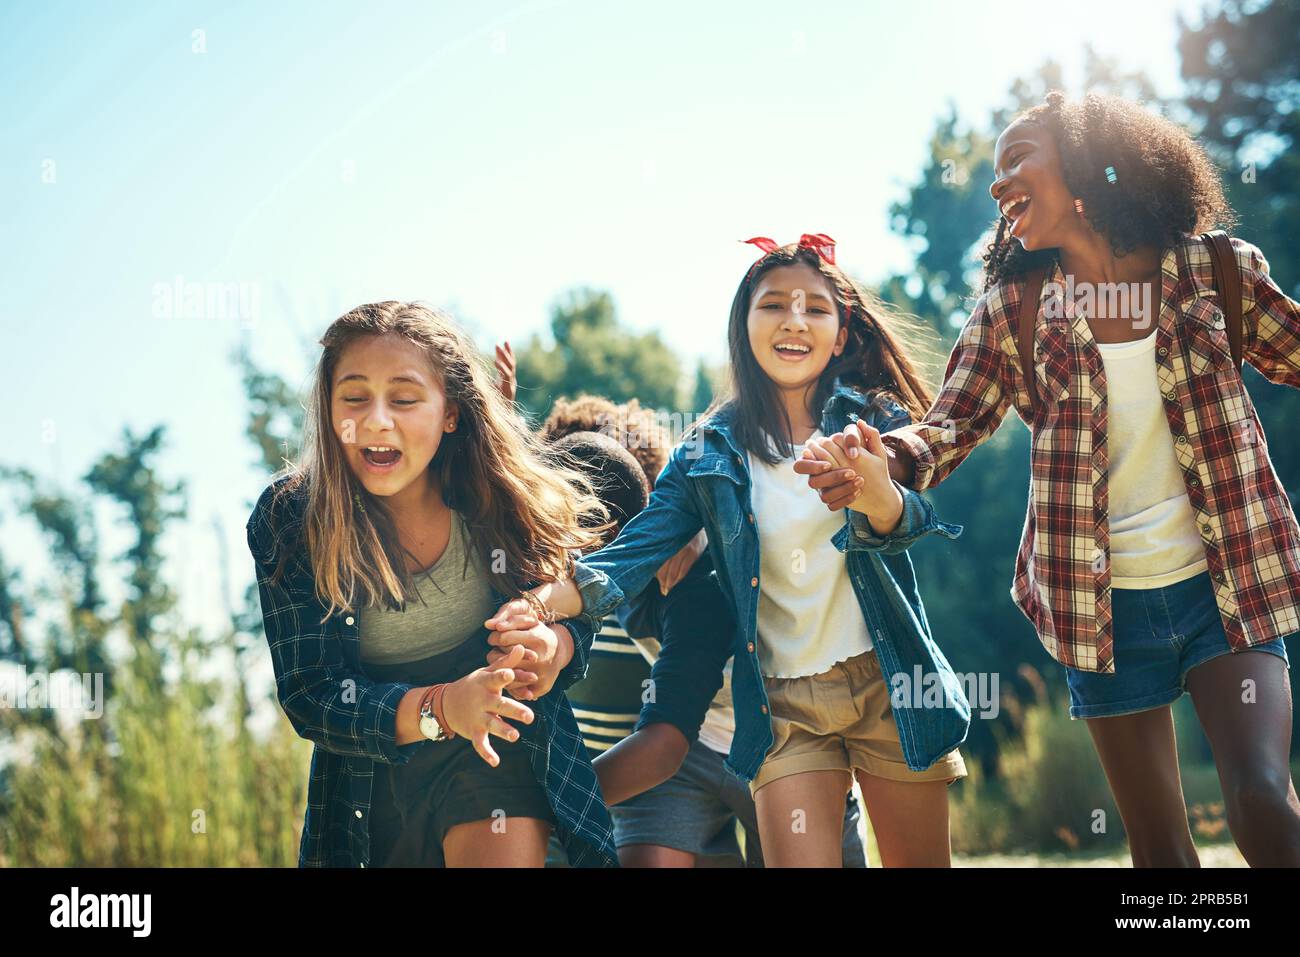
[882,427,939,492]
[553,615,595,693]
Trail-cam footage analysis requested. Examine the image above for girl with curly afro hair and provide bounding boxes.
[982,90,1235,289]
[803,91,1300,867]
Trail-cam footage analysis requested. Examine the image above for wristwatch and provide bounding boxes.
[418,685,452,742]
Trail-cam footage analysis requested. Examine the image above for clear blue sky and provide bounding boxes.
[1,0,1204,636]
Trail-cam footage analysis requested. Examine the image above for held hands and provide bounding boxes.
[656,529,707,595]
[441,646,536,767]
[483,598,575,700]
[793,420,904,535]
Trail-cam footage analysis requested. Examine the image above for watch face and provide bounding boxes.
[419,713,442,740]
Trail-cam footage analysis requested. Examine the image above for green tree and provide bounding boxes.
[1179,0,1300,510]
[1179,0,1300,293]
[513,288,682,420]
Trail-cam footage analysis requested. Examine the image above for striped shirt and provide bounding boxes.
[883,236,1300,673]
[565,615,651,756]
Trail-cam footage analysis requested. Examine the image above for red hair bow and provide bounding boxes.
[742,233,837,266]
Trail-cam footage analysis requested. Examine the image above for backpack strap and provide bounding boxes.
[1017,266,1049,418]
[1200,229,1244,372]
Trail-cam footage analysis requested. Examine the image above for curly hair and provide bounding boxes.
[539,394,671,489]
[982,90,1236,291]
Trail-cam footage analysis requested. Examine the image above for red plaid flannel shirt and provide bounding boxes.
[884,236,1300,672]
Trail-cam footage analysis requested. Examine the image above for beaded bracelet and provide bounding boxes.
[519,589,557,624]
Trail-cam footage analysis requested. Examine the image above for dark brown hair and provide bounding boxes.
[714,243,937,465]
[548,430,650,547]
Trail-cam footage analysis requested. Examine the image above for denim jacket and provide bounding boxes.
[580,385,971,782]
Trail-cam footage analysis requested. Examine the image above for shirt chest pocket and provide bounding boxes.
[1032,324,1074,409]
[687,454,747,546]
[1182,299,1235,378]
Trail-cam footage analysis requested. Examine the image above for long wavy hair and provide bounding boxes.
[982,90,1236,290]
[711,243,937,465]
[269,301,609,619]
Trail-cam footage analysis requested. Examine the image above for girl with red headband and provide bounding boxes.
[486,235,970,866]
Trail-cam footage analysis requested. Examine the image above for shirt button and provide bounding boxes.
[1177,435,1188,445]
[355,809,363,819]
[1165,390,1177,401]
[1214,572,1226,583]
[751,577,758,587]
[1157,346,1168,357]
[1202,524,1213,535]
[760,704,768,715]
[747,642,755,653]
[345,615,355,626]
[1189,477,1200,487]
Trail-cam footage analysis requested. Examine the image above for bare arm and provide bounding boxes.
[592,722,690,806]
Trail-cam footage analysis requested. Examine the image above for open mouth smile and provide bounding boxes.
[1000,192,1032,234]
[773,340,813,362]
[360,445,403,472]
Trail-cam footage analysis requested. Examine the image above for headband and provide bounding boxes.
[742,233,837,266]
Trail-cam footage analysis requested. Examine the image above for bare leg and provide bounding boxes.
[619,844,697,867]
[442,816,551,867]
[1084,706,1200,867]
[753,769,851,867]
[1185,650,1300,866]
[854,771,953,866]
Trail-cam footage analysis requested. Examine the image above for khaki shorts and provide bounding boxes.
[751,650,967,795]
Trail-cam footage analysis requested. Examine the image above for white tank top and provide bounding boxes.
[1096,333,1208,588]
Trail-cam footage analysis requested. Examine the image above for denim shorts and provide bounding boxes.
[610,736,867,867]
[1065,571,1291,720]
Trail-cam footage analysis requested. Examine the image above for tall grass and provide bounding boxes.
[0,629,311,867]
[950,664,1287,856]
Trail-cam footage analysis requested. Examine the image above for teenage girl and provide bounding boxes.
[486,237,970,866]
[537,400,868,867]
[810,92,1300,866]
[247,301,621,867]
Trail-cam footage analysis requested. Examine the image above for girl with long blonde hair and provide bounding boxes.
[246,300,621,867]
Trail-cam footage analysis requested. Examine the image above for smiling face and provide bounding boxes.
[330,333,457,503]
[745,262,847,397]
[990,118,1077,252]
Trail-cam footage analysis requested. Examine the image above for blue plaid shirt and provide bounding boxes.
[246,476,619,867]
